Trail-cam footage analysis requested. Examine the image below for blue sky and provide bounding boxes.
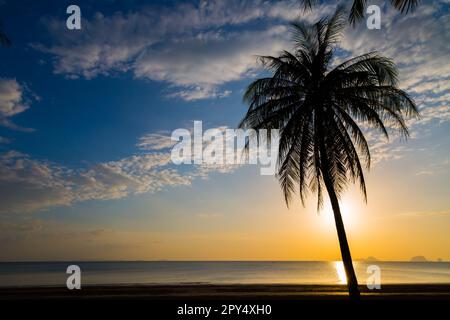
[0,1,249,163]
[0,0,449,261]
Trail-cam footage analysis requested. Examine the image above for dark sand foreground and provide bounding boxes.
[1,284,449,300]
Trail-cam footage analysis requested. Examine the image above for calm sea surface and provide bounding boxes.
[0,261,449,287]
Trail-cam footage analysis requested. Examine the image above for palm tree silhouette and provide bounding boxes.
[300,0,420,25]
[239,7,418,299]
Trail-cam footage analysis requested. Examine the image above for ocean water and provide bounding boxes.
[0,261,449,287]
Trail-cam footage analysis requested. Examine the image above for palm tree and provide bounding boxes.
[300,0,420,25]
[239,7,418,299]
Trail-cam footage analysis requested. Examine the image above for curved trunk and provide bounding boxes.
[322,170,360,300]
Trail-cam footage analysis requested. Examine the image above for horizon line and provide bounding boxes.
[0,259,447,263]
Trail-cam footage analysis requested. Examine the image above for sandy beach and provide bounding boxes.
[1,284,449,300]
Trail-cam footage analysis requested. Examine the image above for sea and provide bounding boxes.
[0,261,449,287]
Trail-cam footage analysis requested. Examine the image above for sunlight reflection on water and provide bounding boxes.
[334,261,347,284]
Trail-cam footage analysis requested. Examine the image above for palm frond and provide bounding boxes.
[391,0,420,13]
[300,0,421,26]
[298,0,320,11]
[349,0,367,25]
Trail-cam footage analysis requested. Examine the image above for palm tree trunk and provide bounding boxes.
[322,169,360,300]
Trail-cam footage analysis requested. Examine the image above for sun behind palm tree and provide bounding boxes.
[239,7,419,299]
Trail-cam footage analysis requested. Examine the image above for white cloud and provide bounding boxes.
[133,26,289,99]
[0,79,34,131]
[34,0,449,109]
[414,157,450,177]
[268,0,335,22]
[33,11,159,79]
[22,0,450,179]
[137,133,176,150]
[33,0,313,100]
[0,124,261,213]
[0,150,192,213]
[417,105,450,125]
[168,87,232,101]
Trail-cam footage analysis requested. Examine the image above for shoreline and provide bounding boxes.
[1,284,449,300]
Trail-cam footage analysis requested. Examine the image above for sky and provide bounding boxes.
[0,0,449,261]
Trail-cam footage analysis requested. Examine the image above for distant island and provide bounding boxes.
[410,256,428,262]
[364,256,379,262]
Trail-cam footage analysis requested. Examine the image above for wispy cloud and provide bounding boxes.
[0,136,10,144]
[137,133,177,151]
[0,150,192,213]
[33,0,331,100]
[415,157,450,176]
[133,26,289,100]
[0,78,35,131]
[0,122,263,213]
